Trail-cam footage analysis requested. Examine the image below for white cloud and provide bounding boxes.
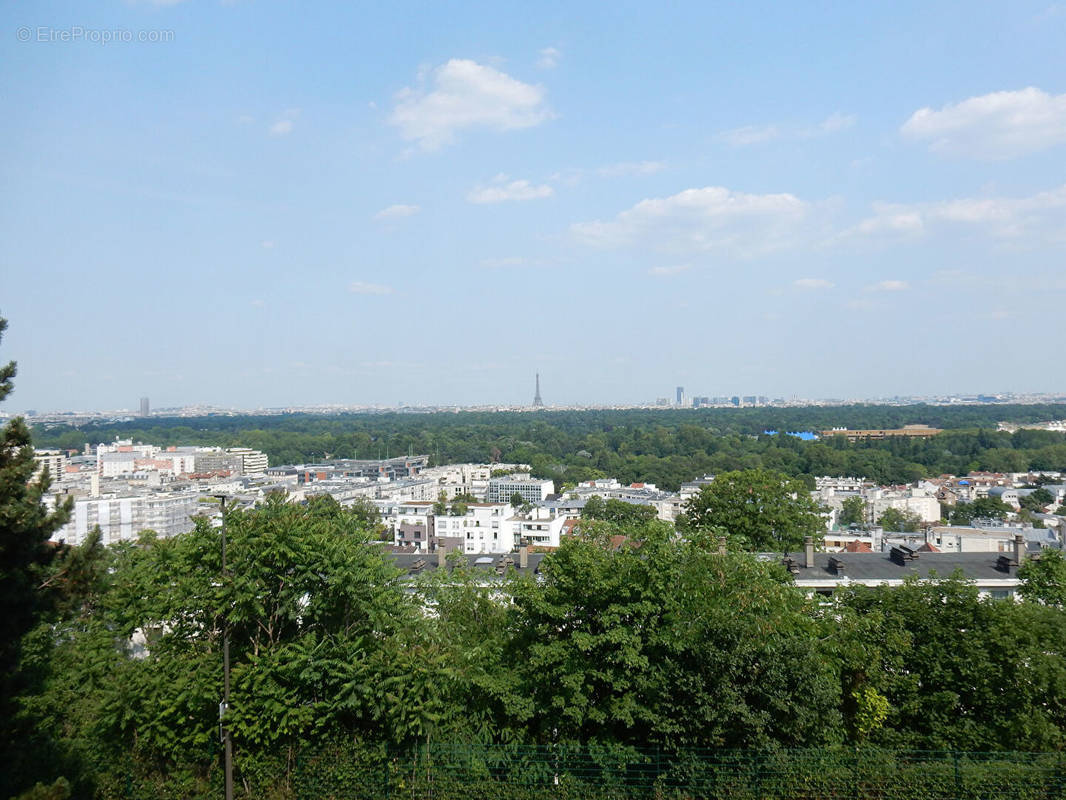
[261,240,275,249]
[349,281,395,295]
[720,113,856,146]
[268,108,300,136]
[867,280,909,292]
[269,119,294,136]
[817,112,857,134]
[720,124,780,146]
[537,46,561,69]
[793,278,835,289]
[648,264,690,277]
[901,87,1066,158]
[389,59,553,150]
[597,160,666,177]
[467,174,553,204]
[373,203,421,221]
[571,186,809,256]
[846,184,1066,241]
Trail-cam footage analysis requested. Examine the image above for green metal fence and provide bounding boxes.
[376,744,1066,800]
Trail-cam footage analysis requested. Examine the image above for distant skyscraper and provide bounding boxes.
[139,397,150,417]
[676,386,685,407]
[533,373,543,407]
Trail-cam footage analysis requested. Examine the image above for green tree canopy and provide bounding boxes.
[1018,548,1066,609]
[836,576,1066,751]
[680,469,826,551]
[509,529,841,749]
[949,496,1013,525]
[838,496,867,528]
[0,317,73,798]
[877,507,922,532]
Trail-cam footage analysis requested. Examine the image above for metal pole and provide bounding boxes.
[219,496,233,800]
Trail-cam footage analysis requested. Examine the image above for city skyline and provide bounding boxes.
[3,2,1066,411]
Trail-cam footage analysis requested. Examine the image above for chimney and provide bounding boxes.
[519,546,529,569]
[804,536,815,569]
[1013,533,1025,567]
[717,536,727,556]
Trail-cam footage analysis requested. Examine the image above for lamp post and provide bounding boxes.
[215,495,233,800]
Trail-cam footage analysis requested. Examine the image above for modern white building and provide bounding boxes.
[227,447,269,475]
[433,503,517,554]
[51,490,203,546]
[486,474,554,504]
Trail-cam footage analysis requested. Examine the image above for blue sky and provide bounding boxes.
[2,1,1065,411]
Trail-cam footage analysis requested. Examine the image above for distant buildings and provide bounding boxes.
[821,424,942,441]
[139,396,150,417]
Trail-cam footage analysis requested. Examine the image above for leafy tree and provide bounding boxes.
[509,528,841,748]
[581,496,658,525]
[1018,548,1066,609]
[949,496,1013,524]
[433,490,448,515]
[84,496,423,783]
[0,316,73,797]
[1020,487,1054,512]
[838,496,867,527]
[680,469,825,551]
[580,494,606,520]
[877,507,922,532]
[509,491,525,507]
[836,575,1066,750]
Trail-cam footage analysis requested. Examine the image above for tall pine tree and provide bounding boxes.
[0,315,72,791]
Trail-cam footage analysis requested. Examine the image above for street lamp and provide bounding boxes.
[214,495,233,800]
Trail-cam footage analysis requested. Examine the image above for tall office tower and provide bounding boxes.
[533,373,544,407]
[139,396,150,417]
[676,386,685,407]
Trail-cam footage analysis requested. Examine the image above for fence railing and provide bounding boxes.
[372,744,1066,800]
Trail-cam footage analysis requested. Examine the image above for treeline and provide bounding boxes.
[7,499,1066,798]
[31,406,1066,489]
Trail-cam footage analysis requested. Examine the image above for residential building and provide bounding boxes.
[33,449,67,481]
[227,447,269,475]
[486,474,554,504]
[51,490,202,546]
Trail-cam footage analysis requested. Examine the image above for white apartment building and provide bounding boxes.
[51,490,203,546]
[486,474,554,504]
[377,500,437,551]
[433,503,516,554]
[511,506,568,549]
[865,488,941,525]
[33,449,67,481]
[227,447,269,475]
[420,463,529,500]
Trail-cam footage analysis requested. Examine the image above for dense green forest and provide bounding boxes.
[32,405,1066,489]
[6,499,1066,799]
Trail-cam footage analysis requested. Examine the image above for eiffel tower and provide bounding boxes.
[533,373,543,407]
